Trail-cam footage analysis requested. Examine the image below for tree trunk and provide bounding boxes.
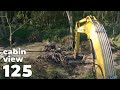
[0,11,6,38]
[66,11,73,35]
[66,11,74,49]
[5,12,12,49]
[116,11,120,24]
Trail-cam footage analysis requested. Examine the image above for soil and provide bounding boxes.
[0,41,120,79]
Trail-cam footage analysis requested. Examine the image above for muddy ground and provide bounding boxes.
[0,42,120,79]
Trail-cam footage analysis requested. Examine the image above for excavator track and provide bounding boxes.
[92,21,117,79]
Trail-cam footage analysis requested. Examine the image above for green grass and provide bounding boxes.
[116,69,120,79]
[113,41,120,47]
[83,74,94,79]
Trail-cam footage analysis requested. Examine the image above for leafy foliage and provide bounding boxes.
[0,11,120,46]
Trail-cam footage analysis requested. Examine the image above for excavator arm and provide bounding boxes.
[73,16,117,79]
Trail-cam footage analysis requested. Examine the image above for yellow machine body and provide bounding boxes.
[73,16,117,79]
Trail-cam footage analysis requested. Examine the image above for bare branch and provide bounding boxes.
[5,13,12,49]
[11,19,30,36]
[0,14,30,49]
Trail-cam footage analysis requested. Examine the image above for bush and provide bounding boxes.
[41,27,69,42]
[116,69,120,79]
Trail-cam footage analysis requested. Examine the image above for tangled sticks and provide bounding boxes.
[37,42,84,64]
[38,43,67,63]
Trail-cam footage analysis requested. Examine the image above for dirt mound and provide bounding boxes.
[0,41,119,79]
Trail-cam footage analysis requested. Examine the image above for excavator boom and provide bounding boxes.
[73,16,117,79]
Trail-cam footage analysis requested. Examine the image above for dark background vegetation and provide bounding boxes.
[0,11,120,47]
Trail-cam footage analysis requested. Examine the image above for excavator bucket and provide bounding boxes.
[64,54,84,63]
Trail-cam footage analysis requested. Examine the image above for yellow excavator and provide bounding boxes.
[70,15,117,79]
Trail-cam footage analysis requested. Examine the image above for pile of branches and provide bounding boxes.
[38,43,67,63]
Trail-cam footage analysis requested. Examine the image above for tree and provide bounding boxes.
[66,11,74,49]
[66,11,73,35]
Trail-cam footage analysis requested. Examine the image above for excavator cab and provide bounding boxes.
[66,15,117,79]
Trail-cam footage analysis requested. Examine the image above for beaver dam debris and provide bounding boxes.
[37,42,85,64]
[37,43,66,63]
